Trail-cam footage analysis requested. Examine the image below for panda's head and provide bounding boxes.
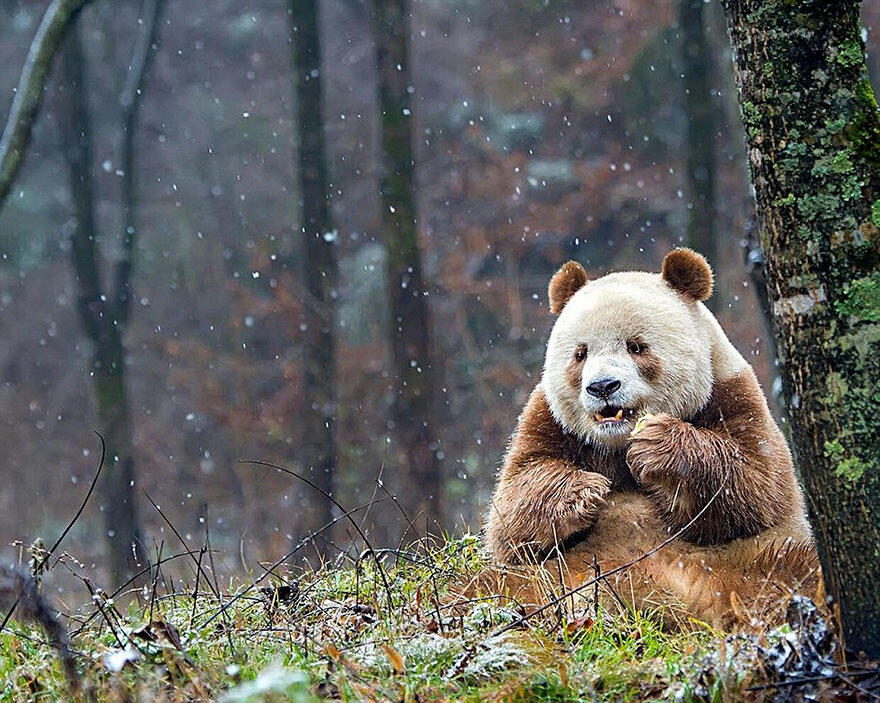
[543,249,716,450]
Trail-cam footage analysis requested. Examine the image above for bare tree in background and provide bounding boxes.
[291,0,336,530]
[0,0,93,206]
[373,0,443,525]
[723,0,880,657]
[57,2,163,585]
[116,0,165,318]
[680,0,717,289]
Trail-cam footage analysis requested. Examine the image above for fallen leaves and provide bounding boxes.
[381,643,406,674]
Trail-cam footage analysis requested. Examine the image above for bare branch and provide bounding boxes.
[0,0,93,209]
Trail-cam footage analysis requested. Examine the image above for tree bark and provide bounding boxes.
[373,0,443,526]
[114,0,164,323]
[680,0,718,281]
[291,0,336,530]
[0,0,93,208]
[741,218,781,383]
[722,0,880,657]
[58,19,148,587]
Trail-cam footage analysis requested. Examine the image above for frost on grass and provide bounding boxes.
[458,634,529,680]
[462,602,519,630]
[218,662,315,703]
[219,662,312,703]
[349,631,528,683]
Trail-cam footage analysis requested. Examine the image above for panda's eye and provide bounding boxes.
[627,339,645,355]
[573,345,588,362]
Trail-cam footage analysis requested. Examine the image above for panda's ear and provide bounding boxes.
[661,248,713,302]
[549,261,588,314]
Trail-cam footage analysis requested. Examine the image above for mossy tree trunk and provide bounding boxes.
[680,0,718,285]
[0,0,93,207]
[722,0,880,657]
[291,0,336,530]
[58,8,161,586]
[373,0,443,526]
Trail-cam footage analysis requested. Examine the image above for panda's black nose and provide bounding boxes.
[586,378,621,399]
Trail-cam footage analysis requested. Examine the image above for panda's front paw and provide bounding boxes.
[552,471,612,540]
[626,413,686,485]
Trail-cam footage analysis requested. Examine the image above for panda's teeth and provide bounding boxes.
[595,408,628,423]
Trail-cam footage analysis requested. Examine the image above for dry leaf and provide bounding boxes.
[729,590,747,625]
[565,615,594,635]
[326,643,361,677]
[381,643,406,674]
[350,681,379,701]
[153,618,183,650]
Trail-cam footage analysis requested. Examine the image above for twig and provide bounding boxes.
[189,545,207,630]
[747,668,880,692]
[147,540,163,624]
[0,433,105,635]
[69,548,209,637]
[44,433,107,570]
[241,459,396,611]
[72,574,125,650]
[835,670,880,701]
[359,452,387,534]
[197,497,383,631]
[143,491,220,597]
[373,473,436,570]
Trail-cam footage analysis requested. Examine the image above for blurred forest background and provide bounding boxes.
[1,0,879,590]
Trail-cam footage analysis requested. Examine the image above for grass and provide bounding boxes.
[0,534,855,702]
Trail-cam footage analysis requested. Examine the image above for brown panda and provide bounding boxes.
[483,249,819,626]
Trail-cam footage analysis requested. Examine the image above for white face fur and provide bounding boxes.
[543,271,715,450]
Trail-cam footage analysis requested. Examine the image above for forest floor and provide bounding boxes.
[1,534,876,702]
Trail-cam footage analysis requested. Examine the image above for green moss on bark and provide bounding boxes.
[837,272,880,321]
[836,39,864,67]
[722,0,880,656]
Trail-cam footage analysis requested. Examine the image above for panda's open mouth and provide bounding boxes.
[593,406,637,424]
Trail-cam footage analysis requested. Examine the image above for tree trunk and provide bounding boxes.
[114,0,164,323]
[680,0,718,282]
[59,21,147,587]
[722,0,880,657]
[373,0,443,526]
[0,0,93,207]
[291,0,336,530]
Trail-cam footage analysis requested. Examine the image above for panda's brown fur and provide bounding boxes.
[483,249,819,627]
